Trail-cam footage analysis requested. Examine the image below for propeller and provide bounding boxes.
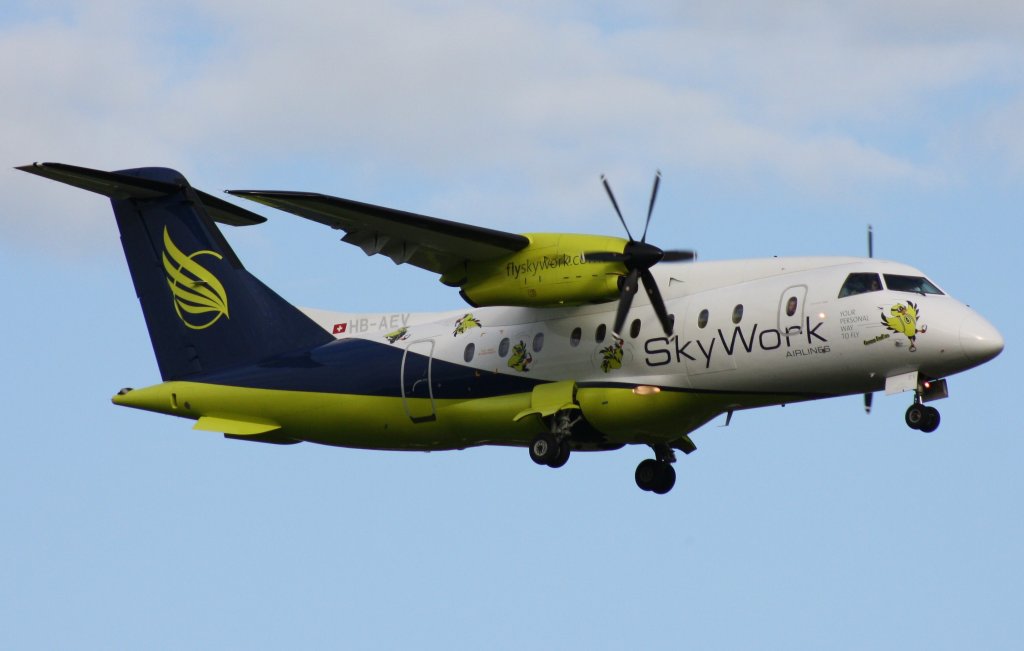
[585,172,695,338]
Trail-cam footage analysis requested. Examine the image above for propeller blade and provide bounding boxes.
[864,392,873,414]
[640,268,674,335]
[868,224,874,258]
[641,170,661,243]
[660,249,696,262]
[595,172,690,338]
[583,251,627,263]
[601,175,634,241]
[612,268,640,339]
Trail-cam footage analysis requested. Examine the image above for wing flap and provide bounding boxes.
[228,190,529,274]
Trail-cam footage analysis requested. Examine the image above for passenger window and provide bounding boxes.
[697,309,709,329]
[732,304,743,324]
[533,332,544,352]
[498,338,510,357]
[786,296,798,317]
[629,319,641,338]
[839,272,883,298]
[883,274,944,295]
[463,343,476,363]
[569,327,582,347]
[596,324,607,343]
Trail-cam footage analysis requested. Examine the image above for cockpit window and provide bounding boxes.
[883,274,944,295]
[839,272,883,298]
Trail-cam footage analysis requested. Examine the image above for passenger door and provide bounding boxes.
[778,285,808,337]
[401,339,436,423]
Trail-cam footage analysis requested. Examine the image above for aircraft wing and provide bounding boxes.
[227,190,529,276]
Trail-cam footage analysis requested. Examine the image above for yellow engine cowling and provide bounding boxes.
[443,233,628,307]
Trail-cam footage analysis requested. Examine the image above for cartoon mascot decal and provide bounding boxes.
[880,301,928,352]
[599,339,624,373]
[384,327,410,344]
[507,340,533,372]
[453,313,482,336]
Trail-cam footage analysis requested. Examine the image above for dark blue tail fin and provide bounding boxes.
[19,162,334,380]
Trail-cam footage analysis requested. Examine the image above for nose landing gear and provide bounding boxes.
[905,400,940,433]
[901,377,947,433]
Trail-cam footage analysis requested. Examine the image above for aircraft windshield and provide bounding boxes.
[883,274,944,295]
[838,272,882,298]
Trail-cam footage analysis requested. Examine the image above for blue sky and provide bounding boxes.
[2,2,1021,649]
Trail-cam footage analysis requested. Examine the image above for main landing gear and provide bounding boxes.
[529,410,578,469]
[528,411,684,494]
[529,432,571,468]
[635,444,676,494]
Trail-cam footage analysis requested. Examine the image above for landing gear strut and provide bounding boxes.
[529,410,578,468]
[635,444,676,494]
[905,398,941,433]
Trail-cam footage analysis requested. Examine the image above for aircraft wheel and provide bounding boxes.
[919,406,941,433]
[635,459,659,491]
[905,404,926,430]
[651,463,676,495]
[636,460,676,494]
[547,441,571,468]
[529,433,558,465]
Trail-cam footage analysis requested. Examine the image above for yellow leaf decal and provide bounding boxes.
[162,227,229,330]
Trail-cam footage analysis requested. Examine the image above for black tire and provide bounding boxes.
[635,459,660,491]
[905,404,926,430]
[529,433,558,465]
[547,441,571,468]
[919,406,941,433]
[652,463,676,495]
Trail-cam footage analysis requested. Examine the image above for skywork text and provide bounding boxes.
[644,317,829,369]
[506,254,587,279]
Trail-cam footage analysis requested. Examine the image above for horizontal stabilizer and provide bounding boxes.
[193,415,281,436]
[18,162,265,226]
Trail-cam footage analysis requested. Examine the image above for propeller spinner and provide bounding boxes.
[585,172,695,338]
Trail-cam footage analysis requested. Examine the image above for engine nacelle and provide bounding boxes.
[442,233,628,307]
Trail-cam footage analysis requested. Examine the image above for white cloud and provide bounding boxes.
[2,0,1022,252]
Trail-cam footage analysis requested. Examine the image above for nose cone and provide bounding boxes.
[960,312,1004,365]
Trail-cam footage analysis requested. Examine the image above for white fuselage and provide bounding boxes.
[304,256,1002,403]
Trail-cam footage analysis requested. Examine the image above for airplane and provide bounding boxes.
[18,162,1004,494]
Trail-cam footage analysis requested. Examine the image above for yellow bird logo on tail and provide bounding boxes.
[880,301,927,352]
[162,227,230,330]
